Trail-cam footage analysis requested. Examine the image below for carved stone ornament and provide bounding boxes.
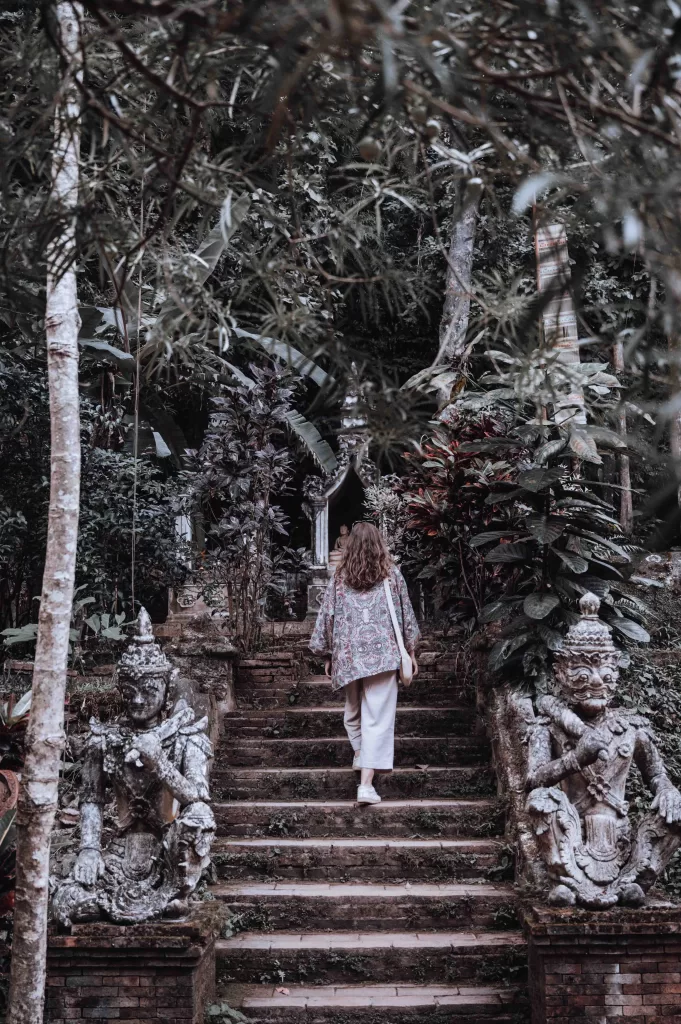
[525,592,681,909]
[52,609,215,926]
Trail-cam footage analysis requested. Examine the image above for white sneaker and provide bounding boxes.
[352,750,361,770]
[357,784,381,805]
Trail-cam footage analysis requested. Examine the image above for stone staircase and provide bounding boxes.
[207,652,529,1021]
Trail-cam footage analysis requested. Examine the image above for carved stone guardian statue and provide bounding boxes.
[526,592,681,909]
[52,609,215,926]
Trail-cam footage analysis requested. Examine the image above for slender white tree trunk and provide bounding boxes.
[434,177,483,371]
[7,5,82,1022]
[612,338,633,533]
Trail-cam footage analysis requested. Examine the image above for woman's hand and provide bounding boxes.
[410,654,419,678]
[324,658,332,678]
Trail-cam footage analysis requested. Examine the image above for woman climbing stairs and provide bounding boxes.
[206,652,529,1021]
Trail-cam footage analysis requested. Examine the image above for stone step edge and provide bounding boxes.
[213,837,503,850]
[217,930,526,951]
[225,706,470,715]
[213,798,498,809]
[220,983,526,1009]
[221,735,484,744]
[214,766,485,775]
[209,881,515,897]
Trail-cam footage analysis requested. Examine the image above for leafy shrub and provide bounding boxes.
[187,364,311,650]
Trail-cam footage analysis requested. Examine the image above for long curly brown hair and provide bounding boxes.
[340,522,392,592]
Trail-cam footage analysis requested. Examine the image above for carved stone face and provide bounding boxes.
[119,675,167,725]
[555,652,619,718]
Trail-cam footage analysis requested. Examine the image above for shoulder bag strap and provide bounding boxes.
[383,577,407,657]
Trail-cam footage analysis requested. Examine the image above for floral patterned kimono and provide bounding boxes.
[310,566,420,691]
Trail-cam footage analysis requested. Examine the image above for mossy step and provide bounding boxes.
[208,881,520,933]
[213,798,504,840]
[236,677,472,710]
[212,837,512,882]
[216,930,527,986]
[222,706,477,740]
[217,982,529,1022]
[221,736,490,769]
[212,766,496,803]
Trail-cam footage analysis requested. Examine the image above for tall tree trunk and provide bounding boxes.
[669,333,681,513]
[7,5,82,1023]
[534,220,585,428]
[434,177,483,374]
[612,338,634,533]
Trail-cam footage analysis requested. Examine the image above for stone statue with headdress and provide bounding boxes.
[52,609,215,926]
[526,592,681,909]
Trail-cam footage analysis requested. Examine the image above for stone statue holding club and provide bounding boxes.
[52,609,215,926]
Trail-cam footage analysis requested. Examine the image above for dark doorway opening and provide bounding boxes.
[328,467,367,556]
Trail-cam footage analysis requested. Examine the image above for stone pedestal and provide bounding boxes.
[306,565,330,619]
[46,905,224,1024]
[522,904,681,1024]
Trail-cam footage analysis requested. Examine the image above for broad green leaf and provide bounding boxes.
[233,328,333,388]
[575,575,611,598]
[489,633,530,671]
[527,516,565,544]
[552,548,588,574]
[485,541,530,563]
[158,194,250,317]
[79,340,136,372]
[518,468,565,492]
[86,614,101,634]
[568,429,602,465]
[478,598,522,623]
[0,807,16,858]
[535,437,567,464]
[523,592,560,619]
[224,362,256,389]
[611,618,650,643]
[10,689,31,721]
[484,487,526,505]
[537,624,564,651]
[101,626,124,640]
[585,426,626,449]
[630,575,664,588]
[457,439,522,453]
[469,531,513,548]
[575,531,631,562]
[284,411,338,474]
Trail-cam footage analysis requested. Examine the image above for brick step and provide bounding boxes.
[214,799,504,840]
[222,706,477,740]
[211,837,512,882]
[209,881,520,932]
[216,930,527,986]
[217,983,528,1021]
[212,766,496,802]
[222,736,490,768]
[237,677,472,710]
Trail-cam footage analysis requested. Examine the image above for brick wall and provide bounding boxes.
[46,909,222,1024]
[236,651,302,690]
[523,904,681,1024]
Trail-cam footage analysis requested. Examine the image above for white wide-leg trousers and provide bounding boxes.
[343,669,398,771]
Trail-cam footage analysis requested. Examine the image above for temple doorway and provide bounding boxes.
[328,466,367,553]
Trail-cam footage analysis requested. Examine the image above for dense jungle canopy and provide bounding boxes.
[1,0,681,663]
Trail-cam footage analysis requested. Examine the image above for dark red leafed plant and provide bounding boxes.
[397,414,527,629]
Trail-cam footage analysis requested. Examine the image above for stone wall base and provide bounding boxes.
[523,904,681,1024]
[46,906,223,1024]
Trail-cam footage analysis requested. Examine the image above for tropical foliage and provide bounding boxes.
[186,364,311,650]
